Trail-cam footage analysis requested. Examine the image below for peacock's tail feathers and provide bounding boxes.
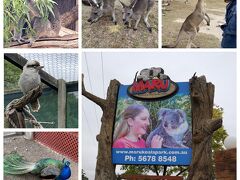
[4,151,36,175]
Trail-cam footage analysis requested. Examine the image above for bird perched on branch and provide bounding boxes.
[4,151,71,180]
[19,60,44,112]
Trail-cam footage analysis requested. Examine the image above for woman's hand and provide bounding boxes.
[151,135,163,148]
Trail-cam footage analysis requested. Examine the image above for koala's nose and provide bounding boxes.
[87,18,92,22]
[123,19,125,22]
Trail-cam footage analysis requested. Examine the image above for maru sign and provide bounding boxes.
[128,79,178,100]
[112,67,192,165]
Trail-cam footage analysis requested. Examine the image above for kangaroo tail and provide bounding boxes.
[162,28,184,48]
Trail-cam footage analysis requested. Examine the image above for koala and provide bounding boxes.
[136,67,168,82]
[146,108,191,148]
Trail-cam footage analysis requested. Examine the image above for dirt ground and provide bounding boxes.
[4,134,78,180]
[162,0,226,48]
[82,0,158,48]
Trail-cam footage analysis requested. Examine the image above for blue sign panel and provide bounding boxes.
[112,82,192,165]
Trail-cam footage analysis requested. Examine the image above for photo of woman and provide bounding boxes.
[113,104,163,148]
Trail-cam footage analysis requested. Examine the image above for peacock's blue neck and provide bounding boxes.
[56,164,71,180]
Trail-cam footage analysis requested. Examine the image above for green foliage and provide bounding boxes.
[4,0,29,44]
[35,0,57,19]
[121,165,150,175]
[120,106,228,178]
[4,60,21,92]
[212,106,228,152]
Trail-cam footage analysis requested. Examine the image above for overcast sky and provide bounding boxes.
[82,51,236,179]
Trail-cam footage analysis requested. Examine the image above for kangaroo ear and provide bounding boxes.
[130,0,138,9]
[119,1,126,7]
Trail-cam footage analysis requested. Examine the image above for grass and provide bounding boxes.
[82,0,158,48]
[162,0,226,48]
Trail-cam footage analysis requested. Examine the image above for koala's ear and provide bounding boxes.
[158,108,169,120]
[176,109,186,119]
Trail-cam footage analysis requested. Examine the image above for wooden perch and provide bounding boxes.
[187,76,222,180]
[82,74,119,180]
[60,5,78,28]
[5,85,43,128]
[9,34,78,48]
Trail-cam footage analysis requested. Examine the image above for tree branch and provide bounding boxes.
[6,85,42,111]
[176,167,188,176]
[82,74,106,110]
[153,165,159,176]
[5,85,43,128]
[163,166,167,176]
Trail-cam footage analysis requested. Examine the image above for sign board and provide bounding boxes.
[112,68,192,165]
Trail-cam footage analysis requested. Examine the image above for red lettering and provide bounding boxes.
[155,79,169,91]
[132,81,145,93]
[131,79,170,94]
[144,81,154,91]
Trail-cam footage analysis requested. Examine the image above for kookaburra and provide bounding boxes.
[19,60,44,112]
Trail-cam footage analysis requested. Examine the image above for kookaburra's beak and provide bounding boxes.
[37,66,44,70]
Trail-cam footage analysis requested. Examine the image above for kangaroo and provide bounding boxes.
[163,0,210,48]
[120,0,155,32]
[12,0,61,46]
[85,0,117,24]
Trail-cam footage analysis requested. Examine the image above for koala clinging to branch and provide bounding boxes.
[146,108,191,148]
[12,0,61,45]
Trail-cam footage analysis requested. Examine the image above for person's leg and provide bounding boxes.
[221,34,236,48]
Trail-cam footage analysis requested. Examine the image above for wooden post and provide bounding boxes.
[187,75,222,180]
[58,79,66,128]
[82,75,118,180]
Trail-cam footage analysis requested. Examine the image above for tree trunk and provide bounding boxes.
[187,75,222,180]
[82,76,119,180]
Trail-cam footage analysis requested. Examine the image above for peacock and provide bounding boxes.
[4,151,71,180]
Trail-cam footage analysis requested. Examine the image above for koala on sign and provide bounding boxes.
[137,67,168,82]
[146,108,191,148]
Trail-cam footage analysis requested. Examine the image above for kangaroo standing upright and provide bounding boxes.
[85,0,117,24]
[163,0,210,48]
[120,0,155,32]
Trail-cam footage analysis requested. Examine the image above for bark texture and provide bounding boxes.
[5,85,43,128]
[82,75,119,180]
[187,75,222,180]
